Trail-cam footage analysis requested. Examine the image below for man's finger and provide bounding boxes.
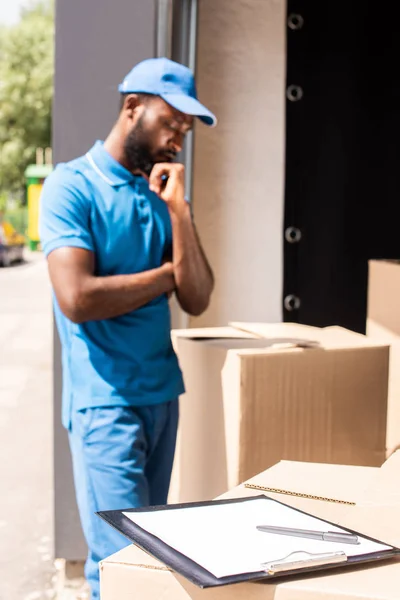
[149,164,168,191]
[149,163,184,199]
[149,165,175,195]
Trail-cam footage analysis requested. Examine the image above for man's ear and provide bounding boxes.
[122,94,143,121]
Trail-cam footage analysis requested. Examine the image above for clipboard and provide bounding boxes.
[97,494,400,588]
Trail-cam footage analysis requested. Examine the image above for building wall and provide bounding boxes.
[53,0,157,559]
[190,0,286,327]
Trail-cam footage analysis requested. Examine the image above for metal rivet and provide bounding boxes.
[288,13,304,30]
[285,227,302,243]
[287,85,303,102]
[284,295,301,311]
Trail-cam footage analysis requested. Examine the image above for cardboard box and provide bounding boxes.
[168,323,389,503]
[367,260,400,454]
[100,452,400,600]
[368,260,400,336]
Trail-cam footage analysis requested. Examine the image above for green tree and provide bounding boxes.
[0,1,54,200]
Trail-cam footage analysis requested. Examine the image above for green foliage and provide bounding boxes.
[0,192,7,213]
[3,206,28,236]
[0,1,54,199]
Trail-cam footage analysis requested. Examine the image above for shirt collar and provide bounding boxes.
[86,140,137,187]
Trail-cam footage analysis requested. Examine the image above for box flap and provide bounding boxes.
[220,461,380,527]
[171,327,258,354]
[172,327,257,340]
[230,322,389,350]
[171,326,322,354]
[240,460,378,505]
[172,324,389,352]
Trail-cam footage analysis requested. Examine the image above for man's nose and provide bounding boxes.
[171,133,184,153]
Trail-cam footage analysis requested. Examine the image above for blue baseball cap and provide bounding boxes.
[118,57,217,127]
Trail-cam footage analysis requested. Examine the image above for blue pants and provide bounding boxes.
[68,401,179,600]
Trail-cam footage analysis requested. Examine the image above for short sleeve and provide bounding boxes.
[39,165,94,257]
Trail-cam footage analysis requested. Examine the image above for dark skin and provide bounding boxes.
[47,94,214,323]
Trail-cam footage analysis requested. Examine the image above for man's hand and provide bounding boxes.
[149,163,186,214]
[149,163,214,316]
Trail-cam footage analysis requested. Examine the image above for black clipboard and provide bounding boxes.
[97,494,400,588]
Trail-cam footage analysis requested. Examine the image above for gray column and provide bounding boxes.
[53,0,157,559]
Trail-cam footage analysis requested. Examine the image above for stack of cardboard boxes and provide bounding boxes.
[169,322,389,503]
[100,264,400,598]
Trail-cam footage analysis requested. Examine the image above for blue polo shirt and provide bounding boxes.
[39,141,185,429]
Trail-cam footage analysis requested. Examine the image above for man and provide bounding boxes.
[39,57,216,599]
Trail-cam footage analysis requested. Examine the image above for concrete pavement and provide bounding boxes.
[0,252,55,600]
[0,251,110,599]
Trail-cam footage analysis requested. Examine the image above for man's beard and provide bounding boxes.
[124,116,155,177]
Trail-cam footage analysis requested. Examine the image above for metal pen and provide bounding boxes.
[256,525,360,545]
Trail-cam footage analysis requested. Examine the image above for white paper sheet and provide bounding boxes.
[123,497,392,578]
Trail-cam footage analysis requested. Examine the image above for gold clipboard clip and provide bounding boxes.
[261,550,347,575]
